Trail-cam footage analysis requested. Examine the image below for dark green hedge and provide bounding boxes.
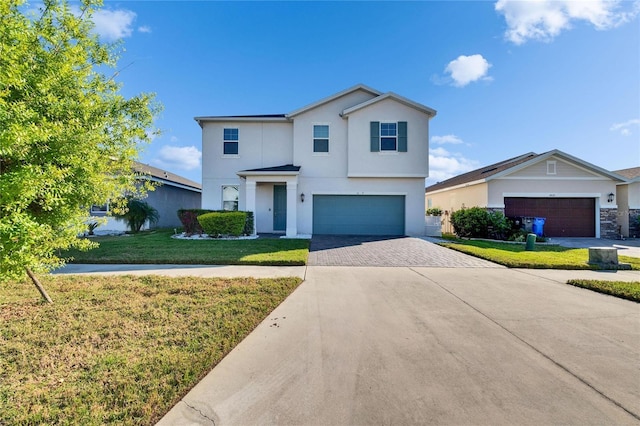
[197,211,246,237]
[178,209,254,236]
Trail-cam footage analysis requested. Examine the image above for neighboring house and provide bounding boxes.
[89,162,202,232]
[613,167,640,238]
[425,150,626,238]
[196,84,437,237]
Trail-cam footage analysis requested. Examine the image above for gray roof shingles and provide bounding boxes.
[425,152,539,193]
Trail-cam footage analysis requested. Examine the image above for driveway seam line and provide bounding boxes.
[408,266,640,422]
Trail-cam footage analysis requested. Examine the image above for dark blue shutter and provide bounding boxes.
[398,121,407,152]
[370,121,380,152]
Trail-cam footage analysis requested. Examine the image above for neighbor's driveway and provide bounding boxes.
[158,264,640,425]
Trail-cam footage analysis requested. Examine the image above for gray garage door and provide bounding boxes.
[313,195,405,235]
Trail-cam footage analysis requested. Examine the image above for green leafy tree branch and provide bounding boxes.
[0,0,161,302]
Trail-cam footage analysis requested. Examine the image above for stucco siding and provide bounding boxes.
[426,182,488,213]
[617,184,630,237]
[346,99,430,178]
[628,181,640,208]
[201,121,293,211]
[507,156,601,179]
[201,121,293,180]
[291,94,361,178]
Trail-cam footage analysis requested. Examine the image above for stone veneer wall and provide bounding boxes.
[600,208,619,239]
[629,209,640,238]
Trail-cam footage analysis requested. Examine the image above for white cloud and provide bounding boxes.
[151,145,202,171]
[138,25,152,34]
[495,0,640,44]
[92,9,136,41]
[431,134,464,145]
[427,147,480,184]
[610,118,640,136]
[444,54,492,87]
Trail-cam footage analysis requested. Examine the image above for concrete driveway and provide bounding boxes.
[158,265,640,425]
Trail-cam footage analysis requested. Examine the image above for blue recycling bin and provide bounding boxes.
[532,217,546,237]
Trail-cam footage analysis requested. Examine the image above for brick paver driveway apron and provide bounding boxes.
[308,235,500,267]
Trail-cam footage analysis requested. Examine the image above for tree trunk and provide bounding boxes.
[26,267,53,304]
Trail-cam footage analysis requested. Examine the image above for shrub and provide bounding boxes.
[487,211,511,240]
[426,207,443,216]
[243,211,254,236]
[197,211,246,237]
[450,207,490,238]
[177,209,214,235]
[115,199,159,233]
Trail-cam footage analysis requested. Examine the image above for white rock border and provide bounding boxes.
[171,232,257,240]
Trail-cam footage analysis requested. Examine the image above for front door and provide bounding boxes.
[273,185,287,232]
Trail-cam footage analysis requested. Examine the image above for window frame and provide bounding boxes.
[90,203,109,215]
[312,124,330,154]
[223,128,239,156]
[547,160,557,175]
[222,185,239,211]
[380,122,398,152]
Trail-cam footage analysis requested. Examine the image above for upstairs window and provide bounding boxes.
[380,122,397,151]
[313,124,329,153]
[223,128,239,155]
[370,121,408,152]
[222,185,239,211]
[547,160,556,175]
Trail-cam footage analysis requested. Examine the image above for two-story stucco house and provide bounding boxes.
[196,84,436,237]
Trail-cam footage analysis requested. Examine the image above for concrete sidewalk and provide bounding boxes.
[157,266,640,425]
[53,264,306,279]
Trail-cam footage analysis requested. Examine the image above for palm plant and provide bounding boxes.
[116,198,159,233]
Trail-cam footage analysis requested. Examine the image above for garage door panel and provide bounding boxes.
[313,195,405,236]
[505,197,595,237]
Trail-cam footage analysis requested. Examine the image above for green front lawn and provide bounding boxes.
[441,239,640,270]
[1,274,303,425]
[64,229,309,265]
[567,279,640,302]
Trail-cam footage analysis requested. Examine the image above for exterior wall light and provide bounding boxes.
[607,192,615,203]
[300,193,305,203]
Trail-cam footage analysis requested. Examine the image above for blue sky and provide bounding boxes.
[88,0,639,185]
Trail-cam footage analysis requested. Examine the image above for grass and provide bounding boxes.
[441,239,640,270]
[0,274,303,425]
[64,229,309,265]
[566,280,640,302]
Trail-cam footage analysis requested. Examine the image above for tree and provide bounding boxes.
[0,0,160,302]
[116,198,159,233]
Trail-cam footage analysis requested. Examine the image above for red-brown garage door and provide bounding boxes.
[504,197,595,237]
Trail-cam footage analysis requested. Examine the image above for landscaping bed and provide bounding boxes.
[64,229,309,265]
[1,274,303,425]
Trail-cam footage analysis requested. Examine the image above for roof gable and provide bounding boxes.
[287,84,381,117]
[425,149,625,193]
[341,92,437,118]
